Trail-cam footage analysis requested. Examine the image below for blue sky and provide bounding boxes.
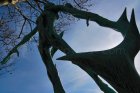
[0,0,140,93]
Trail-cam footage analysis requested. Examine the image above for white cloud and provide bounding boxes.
[135,52,140,74]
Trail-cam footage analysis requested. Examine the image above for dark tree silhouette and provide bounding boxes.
[0,0,140,93]
[58,9,140,93]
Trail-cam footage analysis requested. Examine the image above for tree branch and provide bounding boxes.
[45,3,132,37]
[0,27,37,64]
[36,10,66,93]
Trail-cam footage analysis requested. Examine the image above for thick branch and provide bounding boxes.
[38,44,65,93]
[46,3,132,37]
[36,11,65,93]
[46,4,116,29]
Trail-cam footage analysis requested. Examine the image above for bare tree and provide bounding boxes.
[0,0,140,93]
